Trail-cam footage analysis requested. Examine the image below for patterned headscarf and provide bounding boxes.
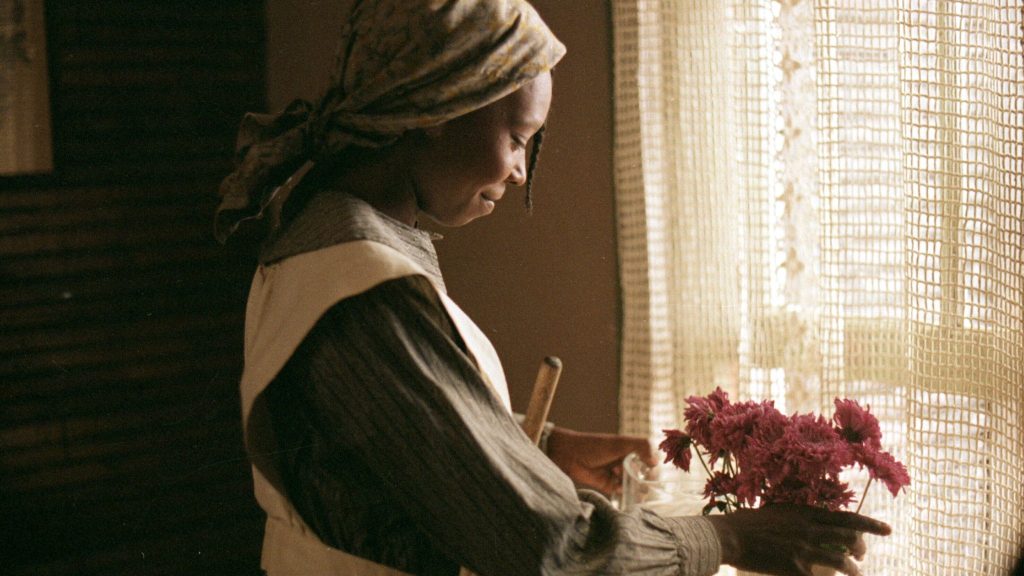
[215,0,566,243]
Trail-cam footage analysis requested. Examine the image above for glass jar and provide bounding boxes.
[619,452,705,517]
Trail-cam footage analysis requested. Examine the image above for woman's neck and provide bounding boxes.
[327,148,419,226]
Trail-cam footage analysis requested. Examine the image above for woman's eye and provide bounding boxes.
[512,136,527,150]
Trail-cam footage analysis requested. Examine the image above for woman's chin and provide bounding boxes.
[422,205,491,228]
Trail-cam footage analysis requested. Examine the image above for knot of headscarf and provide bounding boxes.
[215,0,566,243]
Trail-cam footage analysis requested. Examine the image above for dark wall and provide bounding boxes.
[1,2,266,574]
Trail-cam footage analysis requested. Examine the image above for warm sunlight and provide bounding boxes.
[614,0,1023,574]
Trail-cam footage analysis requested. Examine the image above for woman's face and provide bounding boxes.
[410,72,553,227]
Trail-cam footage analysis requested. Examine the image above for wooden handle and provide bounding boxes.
[521,356,562,445]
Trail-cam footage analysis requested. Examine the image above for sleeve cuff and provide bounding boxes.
[662,515,722,576]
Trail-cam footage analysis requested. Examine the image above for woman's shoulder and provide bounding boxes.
[260,191,386,263]
[260,190,446,289]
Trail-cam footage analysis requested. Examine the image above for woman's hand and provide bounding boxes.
[545,427,656,496]
[705,504,892,576]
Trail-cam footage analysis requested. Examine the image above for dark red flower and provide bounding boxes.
[659,429,693,472]
[707,399,785,465]
[669,389,908,513]
[731,469,765,507]
[703,471,739,500]
[762,475,855,511]
[811,476,858,511]
[683,387,730,446]
[860,449,911,497]
[833,398,883,451]
[764,413,851,485]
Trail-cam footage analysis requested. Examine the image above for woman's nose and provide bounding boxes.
[506,158,526,186]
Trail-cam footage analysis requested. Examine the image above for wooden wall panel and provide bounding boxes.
[1,2,267,574]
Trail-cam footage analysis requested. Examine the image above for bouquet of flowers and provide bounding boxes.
[659,387,909,515]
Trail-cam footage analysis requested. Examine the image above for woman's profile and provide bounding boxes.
[217,2,890,575]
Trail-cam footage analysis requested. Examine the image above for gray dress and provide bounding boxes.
[259,191,721,576]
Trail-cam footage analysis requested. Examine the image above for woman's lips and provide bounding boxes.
[480,190,503,213]
[481,189,504,203]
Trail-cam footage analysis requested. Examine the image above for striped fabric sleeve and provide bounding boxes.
[287,274,722,576]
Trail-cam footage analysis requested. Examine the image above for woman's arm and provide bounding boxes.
[270,274,721,576]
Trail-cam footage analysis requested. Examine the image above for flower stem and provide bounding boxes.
[855,477,873,514]
[695,450,733,513]
[696,448,713,478]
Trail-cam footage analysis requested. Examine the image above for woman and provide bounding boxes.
[217,2,889,575]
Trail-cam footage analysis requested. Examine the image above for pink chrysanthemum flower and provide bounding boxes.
[811,476,858,511]
[683,387,730,446]
[734,404,789,469]
[703,471,739,500]
[859,448,911,497]
[730,469,765,507]
[763,476,856,511]
[659,429,693,472]
[766,413,851,485]
[833,398,883,451]
[660,389,909,514]
[707,400,784,465]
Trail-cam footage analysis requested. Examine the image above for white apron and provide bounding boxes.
[240,240,512,575]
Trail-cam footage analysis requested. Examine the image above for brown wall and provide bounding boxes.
[0,3,618,574]
[1,3,266,574]
[266,1,621,433]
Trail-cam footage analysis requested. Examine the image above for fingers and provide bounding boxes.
[804,524,869,575]
[802,544,861,576]
[765,503,891,537]
[812,522,869,566]
[610,436,655,466]
[849,533,866,561]
[595,470,623,496]
[631,437,657,467]
[839,555,863,576]
[601,465,624,495]
[814,509,892,536]
[755,505,878,574]
[818,527,866,558]
[579,462,625,496]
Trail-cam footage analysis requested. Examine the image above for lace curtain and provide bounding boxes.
[612,1,1023,574]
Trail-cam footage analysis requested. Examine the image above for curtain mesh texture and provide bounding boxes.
[613,1,1023,574]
